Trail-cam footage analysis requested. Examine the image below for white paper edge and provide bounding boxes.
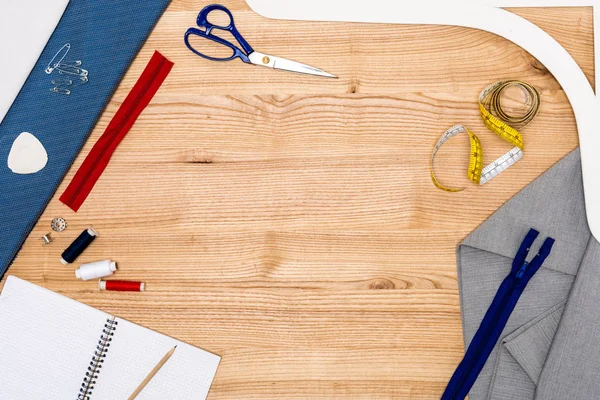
[245,0,600,239]
[0,0,70,126]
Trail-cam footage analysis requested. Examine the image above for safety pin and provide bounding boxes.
[50,87,71,95]
[50,75,88,96]
[45,43,71,74]
[61,60,82,67]
[57,65,88,77]
[51,79,74,96]
[55,60,83,70]
[52,79,73,86]
[52,76,87,86]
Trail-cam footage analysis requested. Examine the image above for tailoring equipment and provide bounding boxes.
[51,217,68,232]
[184,4,336,78]
[0,0,172,279]
[0,276,220,399]
[443,229,555,399]
[99,280,146,292]
[243,0,600,241]
[454,149,600,399]
[41,233,53,245]
[59,51,173,212]
[46,43,89,95]
[75,259,117,281]
[0,1,592,397]
[7,132,48,175]
[431,80,540,192]
[61,227,98,265]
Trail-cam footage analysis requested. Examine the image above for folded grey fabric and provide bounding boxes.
[457,148,600,399]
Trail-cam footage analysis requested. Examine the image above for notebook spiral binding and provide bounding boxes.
[78,317,118,400]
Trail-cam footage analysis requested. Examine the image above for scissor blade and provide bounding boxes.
[273,57,337,78]
[248,52,337,78]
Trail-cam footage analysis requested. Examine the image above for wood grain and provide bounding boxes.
[3,1,593,399]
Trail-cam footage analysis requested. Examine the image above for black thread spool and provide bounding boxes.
[61,227,98,265]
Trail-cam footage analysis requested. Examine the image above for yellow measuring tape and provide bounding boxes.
[431,80,540,192]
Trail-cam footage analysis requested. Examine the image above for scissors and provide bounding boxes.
[184,4,337,78]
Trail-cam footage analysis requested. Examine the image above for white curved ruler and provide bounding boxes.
[446,0,600,92]
[245,0,600,239]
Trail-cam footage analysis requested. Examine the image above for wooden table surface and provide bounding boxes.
[4,1,592,399]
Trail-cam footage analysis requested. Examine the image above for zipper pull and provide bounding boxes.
[516,261,529,279]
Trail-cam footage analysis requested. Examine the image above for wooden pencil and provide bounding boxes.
[128,345,177,400]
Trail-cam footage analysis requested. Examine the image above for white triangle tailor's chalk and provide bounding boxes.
[7,132,48,174]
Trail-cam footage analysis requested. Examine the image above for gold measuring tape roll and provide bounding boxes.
[431,80,541,192]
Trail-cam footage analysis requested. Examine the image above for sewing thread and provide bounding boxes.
[61,227,98,265]
[99,280,145,292]
[76,260,117,281]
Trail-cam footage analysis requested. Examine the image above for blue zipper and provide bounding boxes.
[516,261,529,279]
[441,229,555,400]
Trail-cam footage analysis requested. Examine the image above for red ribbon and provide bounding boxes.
[60,51,174,211]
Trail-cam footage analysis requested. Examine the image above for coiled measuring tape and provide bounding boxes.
[431,80,540,192]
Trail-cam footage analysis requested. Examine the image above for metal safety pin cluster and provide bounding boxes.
[45,43,89,95]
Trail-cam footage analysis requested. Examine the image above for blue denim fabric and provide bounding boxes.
[0,0,171,278]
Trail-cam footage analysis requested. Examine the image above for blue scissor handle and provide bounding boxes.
[184,27,251,63]
[194,4,254,57]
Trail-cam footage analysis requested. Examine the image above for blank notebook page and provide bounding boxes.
[0,276,220,400]
[93,319,221,399]
[0,276,110,398]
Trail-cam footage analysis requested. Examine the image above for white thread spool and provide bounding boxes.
[75,260,117,281]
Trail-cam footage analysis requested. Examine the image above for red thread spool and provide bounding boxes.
[99,280,145,292]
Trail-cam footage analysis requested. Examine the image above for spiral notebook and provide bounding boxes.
[0,276,220,399]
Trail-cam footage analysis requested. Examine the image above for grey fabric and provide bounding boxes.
[488,347,536,400]
[457,149,600,399]
[502,302,565,385]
